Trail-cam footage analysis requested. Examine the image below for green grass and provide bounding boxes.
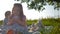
[26,18,60,26]
[0,18,60,34]
[42,18,60,34]
[42,18,60,26]
[26,18,60,34]
[0,20,3,25]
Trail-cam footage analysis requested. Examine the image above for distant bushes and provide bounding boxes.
[27,19,38,26]
[0,18,60,26]
[42,18,60,26]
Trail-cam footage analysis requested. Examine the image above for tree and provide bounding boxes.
[15,0,60,12]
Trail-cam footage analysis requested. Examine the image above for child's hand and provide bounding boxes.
[7,22,12,25]
[7,18,14,25]
[7,22,10,25]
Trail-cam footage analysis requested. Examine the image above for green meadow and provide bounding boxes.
[0,18,60,34]
[42,18,60,34]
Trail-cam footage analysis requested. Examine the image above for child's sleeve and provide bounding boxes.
[7,17,14,25]
[3,19,6,26]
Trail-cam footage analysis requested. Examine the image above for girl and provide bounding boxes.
[7,3,28,34]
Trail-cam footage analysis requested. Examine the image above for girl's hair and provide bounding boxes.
[5,11,11,17]
[12,3,24,21]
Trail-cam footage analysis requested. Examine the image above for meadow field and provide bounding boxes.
[0,18,60,34]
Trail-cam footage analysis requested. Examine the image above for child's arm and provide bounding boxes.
[7,19,13,25]
[3,19,5,26]
[3,18,7,26]
[7,17,14,25]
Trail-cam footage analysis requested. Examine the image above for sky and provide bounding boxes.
[0,0,60,20]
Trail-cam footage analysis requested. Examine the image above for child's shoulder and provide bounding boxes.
[4,18,8,20]
[3,18,8,23]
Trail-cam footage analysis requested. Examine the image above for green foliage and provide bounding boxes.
[15,0,60,11]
